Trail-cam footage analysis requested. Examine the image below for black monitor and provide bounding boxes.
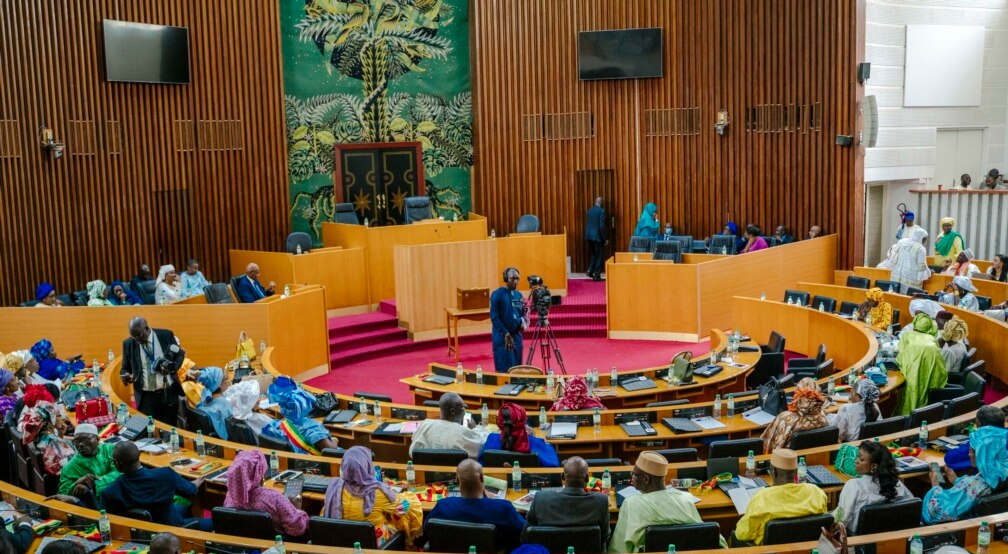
[578,28,663,81]
[103,19,190,84]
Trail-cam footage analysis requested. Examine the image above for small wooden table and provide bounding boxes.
[445,307,491,361]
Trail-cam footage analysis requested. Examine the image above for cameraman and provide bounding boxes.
[490,268,526,373]
[120,316,185,424]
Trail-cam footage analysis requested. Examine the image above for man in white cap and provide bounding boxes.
[55,423,121,506]
[609,451,727,552]
[937,276,980,311]
[733,448,827,545]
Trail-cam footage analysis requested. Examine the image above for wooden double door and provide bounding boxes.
[334,142,426,226]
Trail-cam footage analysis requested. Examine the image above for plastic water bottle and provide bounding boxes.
[586,369,594,392]
[475,364,483,385]
[978,522,991,554]
[568,548,575,554]
[274,535,286,554]
[364,217,369,227]
[727,394,735,418]
[469,547,476,554]
[195,430,206,459]
[295,243,302,255]
[453,212,459,222]
[713,394,722,419]
[373,400,382,421]
[910,535,923,554]
[270,450,280,475]
[721,245,727,255]
[592,368,599,389]
[480,402,489,426]
[539,406,548,432]
[633,254,639,263]
[170,428,179,454]
[848,369,856,386]
[107,348,115,363]
[601,468,612,492]
[818,302,825,312]
[456,362,464,382]
[405,461,416,486]
[358,397,368,415]
[797,456,808,483]
[918,422,929,448]
[259,339,266,354]
[490,228,496,238]
[827,376,836,395]
[283,284,291,298]
[865,313,873,327]
[117,402,128,426]
[354,542,364,554]
[667,545,676,554]
[512,461,522,492]
[610,366,618,386]
[546,369,555,396]
[98,509,111,543]
[593,408,601,434]
[746,450,756,477]
[146,415,154,437]
[760,291,766,301]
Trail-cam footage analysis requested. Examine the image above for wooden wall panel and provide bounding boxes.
[472,0,866,271]
[0,1,287,305]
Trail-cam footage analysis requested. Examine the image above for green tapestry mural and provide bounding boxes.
[281,0,472,240]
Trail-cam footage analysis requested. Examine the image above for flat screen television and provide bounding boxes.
[103,19,190,84]
[578,28,663,81]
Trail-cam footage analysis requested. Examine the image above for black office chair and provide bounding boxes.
[309,516,404,550]
[228,275,247,303]
[135,280,157,305]
[354,391,393,403]
[515,214,540,233]
[334,202,360,225]
[224,417,258,446]
[943,392,983,419]
[629,236,655,253]
[950,359,985,386]
[858,415,908,440]
[905,286,927,296]
[524,525,602,554]
[654,448,698,462]
[426,519,496,553]
[256,430,292,452]
[321,447,346,458]
[583,458,624,467]
[411,448,468,467]
[203,283,234,304]
[211,507,275,540]
[27,444,58,496]
[404,196,433,223]
[646,399,689,408]
[789,426,839,450]
[854,498,923,535]
[873,279,900,293]
[846,276,870,289]
[18,300,39,307]
[974,490,1008,517]
[907,403,945,429]
[810,295,836,312]
[762,513,835,545]
[668,234,693,256]
[644,522,722,552]
[787,344,826,374]
[483,449,540,468]
[838,300,860,315]
[976,295,992,311]
[790,359,834,381]
[783,290,810,306]
[706,457,740,479]
[748,331,786,388]
[653,241,682,263]
[708,438,763,459]
[285,231,312,254]
[6,422,30,491]
[709,235,737,254]
[422,400,441,408]
[184,403,218,437]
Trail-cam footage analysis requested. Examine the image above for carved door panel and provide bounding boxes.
[334,142,425,226]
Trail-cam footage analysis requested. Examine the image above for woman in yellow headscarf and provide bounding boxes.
[938,316,969,376]
[934,217,965,267]
[859,287,893,332]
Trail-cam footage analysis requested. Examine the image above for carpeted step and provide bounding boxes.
[378,300,397,317]
[328,318,400,339]
[330,337,419,365]
[330,325,408,347]
[329,310,396,329]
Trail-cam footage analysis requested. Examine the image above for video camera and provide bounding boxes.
[527,275,560,322]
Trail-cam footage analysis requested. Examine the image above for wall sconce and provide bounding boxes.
[38,125,65,159]
[714,109,730,136]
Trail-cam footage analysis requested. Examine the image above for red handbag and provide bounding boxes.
[76,397,114,426]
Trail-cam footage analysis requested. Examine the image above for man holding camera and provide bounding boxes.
[490,267,526,373]
[120,316,185,424]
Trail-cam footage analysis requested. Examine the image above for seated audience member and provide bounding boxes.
[154,264,182,305]
[550,376,605,411]
[1,512,35,554]
[761,377,827,453]
[521,456,610,551]
[99,441,211,530]
[827,378,881,442]
[923,424,1008,523]
[56,423,120,506]
[858,287,893,332]
[107,280,142,306]
[834,440,914,532]
[733,448,828,545]
[807,225,823,239]
[0,369,18,419]
[937,276,980,311]
[18,398,75,475]
[236,262,276,303]
[34,282,63,307]
[987,254,1008,282]
[323,446,423,544]
[661,223,674,241]
[898,298,942,341]
[180,259,211,298]
[772,225,794,245]
[709,221,746,252]
[148,533,181,554]
[196,366,231,439]
[741,224,768,253]
[985,299,1008,322]
[938,316,969,376]
[895,314,948,415]
[30,339,83,381]
[982,168,1002,190]
[886,227,931,293]
[609,451,727,552]
[959,173,971,189]
[944,406,1006,473]
[480,402,559,468]
[224,379,274,435]
[261,377,336,454]
[224,450,308,538]
[409,392,485,459]
[39,539,84,554]
[425,459,526,551]
[85,280,112,306]
[942,249,980,277]
[633,202,659,239]
[130,263,154,292]
[934,217,966,267]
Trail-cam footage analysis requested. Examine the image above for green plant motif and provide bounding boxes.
[285,93,364,182]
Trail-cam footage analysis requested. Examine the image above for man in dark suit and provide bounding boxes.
[521,456,610,551]
[585,197,607,281]
[120,316,185,424]
[235,262,276,303]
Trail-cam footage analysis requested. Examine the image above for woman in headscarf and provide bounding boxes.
[195,367,231,440]
[938,316,969,377]
[479,402,560,468]
[223,379,274,435]
[0,369,19,419]
[633,202,659,239]
[154,265,182,305]
[859,287,893,332]
[549,376,605,412]
[886,226,932,293]
[260,377,336,454]
[18,400,75,475]
[942,249,980,277]
[33,283,62,307]
[937,276,980,311]
[30,339,83,382]
[106,281,142,306]
[223,450,309,538]
[827,378,881,442]
[85,280,112,307]
[934,217,966,267]
[761,377,828,453]
[894,313,948,415]
[322,446,422,544]
[923,425,1008,523]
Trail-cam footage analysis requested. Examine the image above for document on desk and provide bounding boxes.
[691,416,726,430]
[742,407,776,425]
[728,487,756,515]
[548,422,578,439]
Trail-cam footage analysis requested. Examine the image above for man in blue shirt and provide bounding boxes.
[425,459,525,551]
[235,262,276,303]
[489,267,526,372]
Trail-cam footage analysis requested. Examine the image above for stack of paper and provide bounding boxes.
[742,407,776,425]
[691,416,727,430]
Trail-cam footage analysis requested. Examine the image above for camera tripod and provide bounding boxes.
[525,311,567,374]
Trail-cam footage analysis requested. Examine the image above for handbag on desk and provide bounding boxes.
[76,397,114,427]
[235,331,257,361]
[758,378,786,415]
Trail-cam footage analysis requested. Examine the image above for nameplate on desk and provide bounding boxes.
[523,472,562,490]
[610,470,633,488]
[391,407,427,421]
[614,412,656,424]
[205,443,224,459]
[672,406,711,419]
[431,366,456,379]
[733,397,760,413]
[289,458,331,476]
[553,414,592,426]
[465,373,499,385]
[510,376,541,387]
